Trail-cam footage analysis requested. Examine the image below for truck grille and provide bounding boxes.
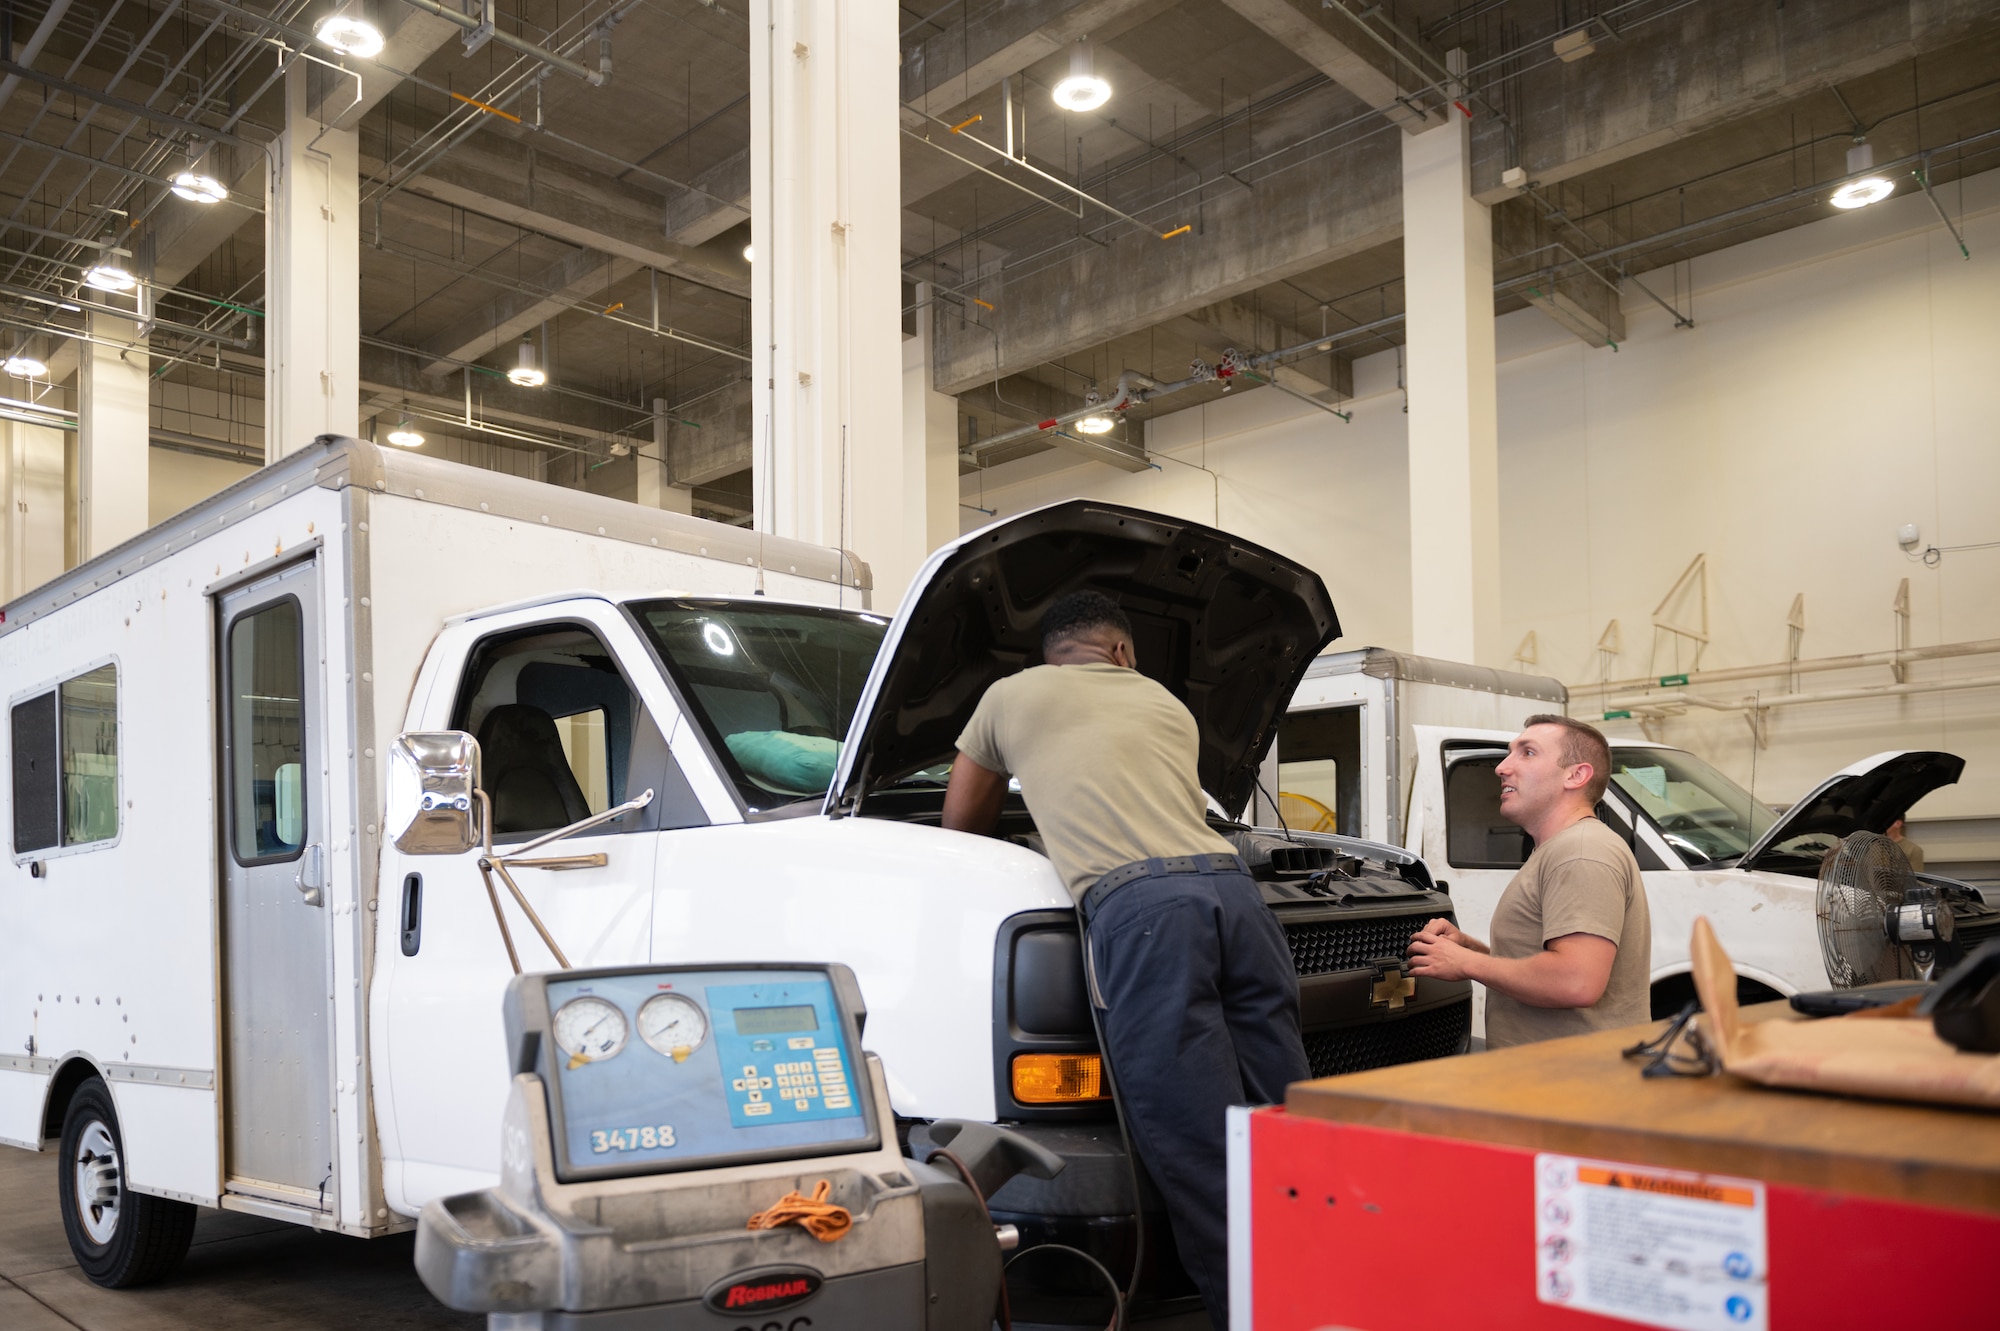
[1285,914,1451,976]
[1302,1003,1471,1078]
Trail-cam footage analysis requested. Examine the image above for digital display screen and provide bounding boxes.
[732,1004,819,1035]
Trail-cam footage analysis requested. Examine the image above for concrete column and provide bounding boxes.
[639,398,695,515]
[265,63,359,460]
[1401,111,1501,665]
[901,285,962,573]
[76,313,150,558]
[749,0,909,603]
[0,413,68,597]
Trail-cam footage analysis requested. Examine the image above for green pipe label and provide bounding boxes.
[1659,674,1690,687]
[1602,710,1633,720]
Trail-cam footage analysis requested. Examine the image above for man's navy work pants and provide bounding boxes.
[1083,856,1310,1331]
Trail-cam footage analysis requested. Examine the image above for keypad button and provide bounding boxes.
[789,1036,814,1050]
[824,1096,851,1109]
[747,1089,762,1102]
[795,1099,809,1111]
[745,1102,773,1117]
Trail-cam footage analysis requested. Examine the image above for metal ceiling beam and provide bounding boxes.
[416,248,640,376]
[0,57,252,147]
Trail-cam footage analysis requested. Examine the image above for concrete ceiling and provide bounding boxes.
[0,0,1996,504]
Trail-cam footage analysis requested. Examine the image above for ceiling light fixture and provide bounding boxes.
[385,419,425,448]
[1831,140,1893,210]
[314,13,385,58]
[170,171,227,204]
[1075,390,1117,434]
[1052,38,1111,113]
[3,353,48,377]
[742,244,753,262]
[508,335,547,388]
[83,264,138,293]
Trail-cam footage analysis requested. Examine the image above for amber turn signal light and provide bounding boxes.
[1011,1052,1109,1103]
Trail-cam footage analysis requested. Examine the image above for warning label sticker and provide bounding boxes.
[1534,1153,1768,1331]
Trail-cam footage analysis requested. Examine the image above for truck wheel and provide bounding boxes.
[57,1077,196,1287]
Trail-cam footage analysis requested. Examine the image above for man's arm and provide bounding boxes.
[1407,931,1617,1009]
[941,752,1008,836]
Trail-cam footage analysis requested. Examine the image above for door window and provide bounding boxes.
[11,663,121,855]
[451,623,704,837]
[1276,706,1361,835]
[228,599,306,863]
[1444,752,1531,869]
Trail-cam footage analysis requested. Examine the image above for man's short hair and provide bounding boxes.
[1041,589,1132,653]
[1523,713,1612,804]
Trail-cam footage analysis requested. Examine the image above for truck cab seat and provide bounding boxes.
[478,704,592,834]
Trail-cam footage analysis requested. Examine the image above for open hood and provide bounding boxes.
[1737,749,1964,872]
[827,500,1340,817]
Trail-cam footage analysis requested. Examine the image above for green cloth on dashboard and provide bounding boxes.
[726,730,841,795]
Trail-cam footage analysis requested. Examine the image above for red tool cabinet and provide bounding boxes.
[1236,1008,2000,1331]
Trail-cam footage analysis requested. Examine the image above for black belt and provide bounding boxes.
[1079,853,1247,923]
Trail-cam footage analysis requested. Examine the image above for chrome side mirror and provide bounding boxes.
[387,731,483,855]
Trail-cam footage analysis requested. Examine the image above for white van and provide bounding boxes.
[1,437,1466,1309]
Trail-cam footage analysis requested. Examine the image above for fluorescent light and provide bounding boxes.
[83,264,137,293]
[1830,177,1893,210]
[314,14,384,58]
[3,355,47,377]
[170,172,227,204]
[1052,39,1110,112]
[742,244,753,262]
[385,424,424,448]
[508,335,547,388]
[1075,413,1116,435]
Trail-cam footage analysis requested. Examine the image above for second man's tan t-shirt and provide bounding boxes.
[1483,816,1651,1050]
[956,663,1237,901]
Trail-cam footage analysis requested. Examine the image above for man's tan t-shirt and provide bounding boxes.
[956,663,1236,901]
[1483,816,1652,1050]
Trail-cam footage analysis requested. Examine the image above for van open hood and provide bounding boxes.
[827,500,1339,817]
[1736,749,1964,871]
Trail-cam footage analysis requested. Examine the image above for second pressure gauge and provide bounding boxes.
[553,995,628,1065]
[638,992,708,1060]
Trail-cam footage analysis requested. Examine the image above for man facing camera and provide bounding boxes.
[1407,715,1651,1050]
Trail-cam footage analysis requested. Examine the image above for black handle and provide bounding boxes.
[400,873,423,956]
[926,1119,1065,1200]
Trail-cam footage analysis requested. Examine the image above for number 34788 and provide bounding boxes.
[591,1124,677,1153]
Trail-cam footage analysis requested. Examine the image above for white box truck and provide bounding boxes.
[1,437,1468,1307]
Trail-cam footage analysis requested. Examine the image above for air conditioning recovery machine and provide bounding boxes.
[416,962,1058,1330]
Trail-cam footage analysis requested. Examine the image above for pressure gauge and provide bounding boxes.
[637,992,708,1061]
[552,995,628,1065]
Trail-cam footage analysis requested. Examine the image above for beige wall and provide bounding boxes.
[962,168,2000,828]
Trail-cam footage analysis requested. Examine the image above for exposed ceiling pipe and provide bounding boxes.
[1576,637,2000,696]
[395,0,620,86]
[0,0,77,121]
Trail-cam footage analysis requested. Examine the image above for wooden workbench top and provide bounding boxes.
[1286,1003,2000,1216]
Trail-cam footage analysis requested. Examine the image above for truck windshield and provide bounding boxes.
[630,600,887,809]
[1608,746,1778,866]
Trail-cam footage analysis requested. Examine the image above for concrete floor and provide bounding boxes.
[0,1148,477,1331]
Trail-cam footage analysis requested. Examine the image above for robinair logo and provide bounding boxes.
[704,1267,823,1314]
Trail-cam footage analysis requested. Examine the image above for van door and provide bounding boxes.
[379,613,697,1207]
[218,559,333,1208]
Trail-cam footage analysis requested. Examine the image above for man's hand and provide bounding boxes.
[941,752,1007,836]
[1407,928,1481,982]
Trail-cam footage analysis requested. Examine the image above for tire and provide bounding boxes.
[57,1077,196,1287]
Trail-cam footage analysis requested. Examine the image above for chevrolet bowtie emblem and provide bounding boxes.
[1371,965,1417,1010]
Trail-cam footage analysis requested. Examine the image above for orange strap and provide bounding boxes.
[746,1179,852,1243]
